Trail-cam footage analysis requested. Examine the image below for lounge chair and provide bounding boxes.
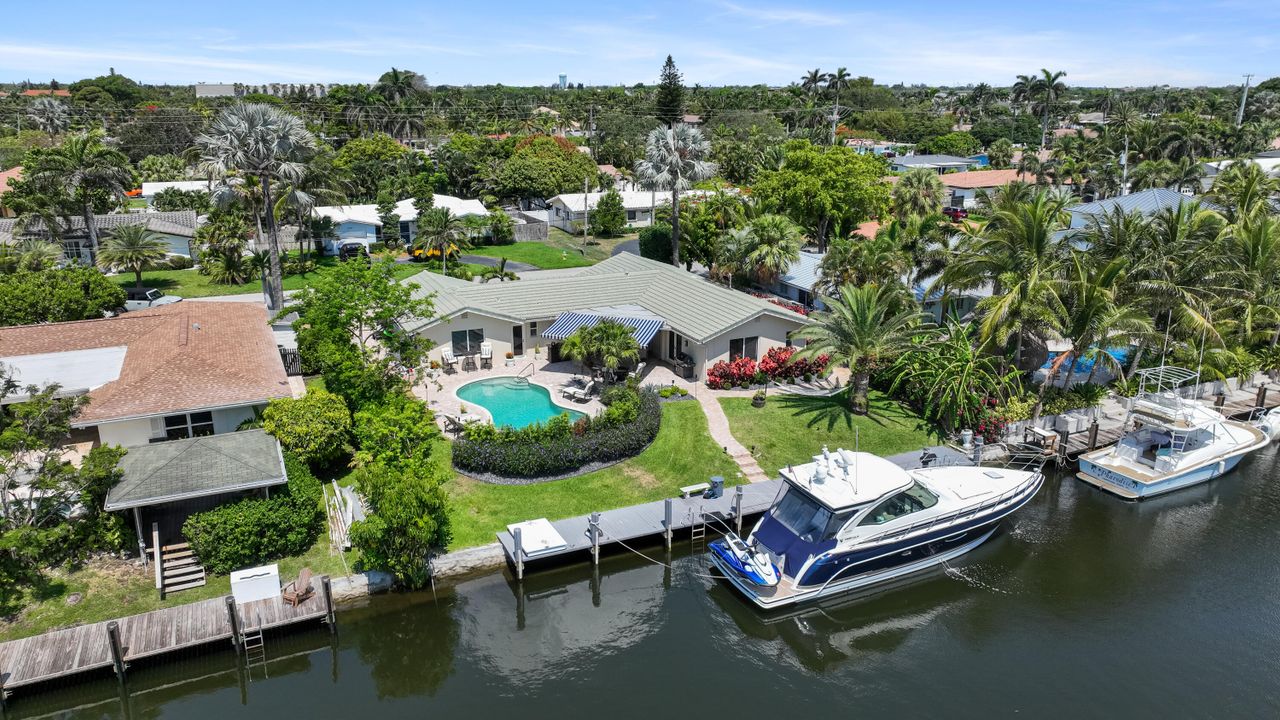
[568,380,597,402]
[442,414,466,436]
[479,342,493,369]
[282,567,314,607]
[441,349,459,373]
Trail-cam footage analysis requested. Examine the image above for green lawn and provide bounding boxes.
[443,399,739,549]
[0,530,354,642]
[544,227,638,263]
[118,256,426,299]
[720,390,939,477]
[466,241,594,269]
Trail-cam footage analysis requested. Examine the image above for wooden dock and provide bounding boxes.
[497,446,972,574]
[0,578,332,695]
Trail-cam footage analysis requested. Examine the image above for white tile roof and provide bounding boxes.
[314,195,488,227]
[140,181,211,197]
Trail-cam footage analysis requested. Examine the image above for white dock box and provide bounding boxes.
[230,564,281,605]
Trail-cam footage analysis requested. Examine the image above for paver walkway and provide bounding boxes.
[694,389,770,483]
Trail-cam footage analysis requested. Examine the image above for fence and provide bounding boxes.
[279,347,302,376]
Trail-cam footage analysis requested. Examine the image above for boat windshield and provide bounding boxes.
[770,486,852,542]
[858,482,939,526]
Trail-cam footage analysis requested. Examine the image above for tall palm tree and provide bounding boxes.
[892,169,946,220]
[0,240,64,273]
[196,103,316,309]
[1221,215,1280,345]
[374,67,427,103]
[1010,73,1036,115]
[793,283,927,413]
[97,225,169,288]
[743,214,802,284]
[1032,69,1068,148]
[33,129,133,260]
[633,124,716,266]
[414,207,468,274]
[800,68,827,95]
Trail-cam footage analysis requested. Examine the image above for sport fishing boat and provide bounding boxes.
[708,448,1043,610]
[1077,366,1269,500]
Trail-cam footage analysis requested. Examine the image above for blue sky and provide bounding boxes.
[2,0,1276,87]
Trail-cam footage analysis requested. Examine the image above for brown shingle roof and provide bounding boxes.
[0,302,291,424]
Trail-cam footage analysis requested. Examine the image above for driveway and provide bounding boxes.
[611,240,639,257]
[459,255,539,272]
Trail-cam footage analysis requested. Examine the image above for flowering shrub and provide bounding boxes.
[706,357,758,389]
[748,291,810,316]
[453,389,661,478]
[757,347,830,382]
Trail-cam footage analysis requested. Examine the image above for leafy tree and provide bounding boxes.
[594,111,660,168]
[752,140,889,250]
[589,189,627,236]
[638,223,673,263]
[0,267,126,325]
[334,133,409,202]
[892,168,946,220]
[655,55,685,127]
[262,388,353,468]
[376,192,401,246]
[351,394,441,469]
[137,154,189,182]
[0,130,52,170]
[69,72,149,105]
[349,461,451,590]
[793,283,928,413]
[97,225,170,288]
[152,187,210,213]
[634,125,715,265]
[115,108,206,163]
[917,131,981,157]
[497,135,597,201]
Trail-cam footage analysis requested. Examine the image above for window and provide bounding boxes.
[162,411,215,440]
[512,324,524,355]
[451,329,484,354]
[769,487,852,542]
[529,321,539,338]
[729,336,759,361]
[626,210,637,221]
[858,483,939,526]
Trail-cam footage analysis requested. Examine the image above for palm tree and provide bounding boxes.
[1221,215,1280,345]
[414,207,468,274]
[633,124,716,266]
[800,68,827,95]
[892,169,946,220]
[817,229,911,295]
[1032,69,1067,148]
[479,257,519,283]
[559,320,640,381]
[1010,74,1036,115]
[743,214,802,284]
[33,129,133,260]
[197,103,316,309]
[1208,161,1280,222]
[0,240,64,273]
[27,97,69,136]
[97,225,169,288]
[793,283,928,414]
[374,68,426,103]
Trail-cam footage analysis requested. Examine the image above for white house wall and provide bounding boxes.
[93,405,264,448]
[698,314,806,379]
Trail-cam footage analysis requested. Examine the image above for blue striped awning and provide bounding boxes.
[542,311,665,346]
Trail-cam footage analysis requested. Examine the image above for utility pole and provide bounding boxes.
[588,105,595,161]
[582,176,590,245]
[1121,135,1130,196]
[829,100,840,146]
[1236,74,1253,127]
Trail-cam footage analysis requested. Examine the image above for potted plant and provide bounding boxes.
[505,351,515,367]
[752,389,767,408]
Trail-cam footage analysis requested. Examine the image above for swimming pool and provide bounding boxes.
[456,377,586,429]
[1041,346,1133,375]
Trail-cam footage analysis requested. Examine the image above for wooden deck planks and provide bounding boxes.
[0,578,329,691]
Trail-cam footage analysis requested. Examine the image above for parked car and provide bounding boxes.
[123,287,182,312]
[337,241,371,263]
[942,206,969,222]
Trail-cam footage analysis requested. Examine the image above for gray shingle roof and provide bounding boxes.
[0,211,198,242]
[401,253,808,343]
[104,430,287,511]
[1067,188,1222,217]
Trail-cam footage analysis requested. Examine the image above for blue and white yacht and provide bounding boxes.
[709,448,1043,609]
[1078,366,1269,500]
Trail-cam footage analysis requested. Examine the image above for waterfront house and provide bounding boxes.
[400,253,810,381]
[0,210,199,263]
[312,194,489,253]
[0,302,293,450]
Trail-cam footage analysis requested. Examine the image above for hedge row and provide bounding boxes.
[182,455,324,574]
[452,388,661,478]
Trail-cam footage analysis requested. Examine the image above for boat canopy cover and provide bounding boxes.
[780,449,914,510]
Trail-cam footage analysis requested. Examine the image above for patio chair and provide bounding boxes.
[462,354,478,371]
[479,342,493,369]
[441,348,459,373]
[442,414,466,436]
[568,380,597,402]
[282,567,314,607]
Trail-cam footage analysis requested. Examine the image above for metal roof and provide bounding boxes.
[778,252,823,292]
[542,311,665,346]
[1067,188,1222,217]
[401,253,808,344]
[104,430,287,511]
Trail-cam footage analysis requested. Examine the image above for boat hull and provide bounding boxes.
[1078,432,1266,500]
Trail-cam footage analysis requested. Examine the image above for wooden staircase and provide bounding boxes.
[160,542,207,594]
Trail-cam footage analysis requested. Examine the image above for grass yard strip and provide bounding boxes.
[466,241,594,269]
[116,257,425,298]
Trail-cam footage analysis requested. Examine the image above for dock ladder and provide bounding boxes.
[242,613,268,678]
[689,505,708,544]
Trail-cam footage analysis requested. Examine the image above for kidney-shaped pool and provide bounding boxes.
[456,377,587,429]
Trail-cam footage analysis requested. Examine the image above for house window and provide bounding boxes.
[729,336,758,361]
[162,411,215,440]
[399,220,412,241]
[451,329,484,354]
[529,321,539,338]
[626,210,637,221]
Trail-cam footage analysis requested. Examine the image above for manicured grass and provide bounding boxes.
[720,390,939,477]
[545,227,638,263]
[466,241,594,269]
[443,399,740,550]
[116,256,426,299]
[0,532,354,642]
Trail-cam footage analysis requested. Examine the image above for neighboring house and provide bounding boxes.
[597,164,637,191]
[548,190,665,232]
[940,169,1038,209]
[400,253,810,381]
[312,194,489,254]
[140,180,211,205]
[0,302,293,449]
[0,210,199,263]
[913,275,992,324]
[1065,188,1222,230]
[769,251,826,310]
[846,139,909,156]
[0,165,20,218]
[19,89,71,97]
[889,154,982,173]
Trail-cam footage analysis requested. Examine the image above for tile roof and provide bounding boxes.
[1067,188,1223,217]
[104,429,287,510]
[0,166,21,195]
[313,195,488,226]
[20,89,70,97]
[941,169,1037,189]
[0,302,291,425]
[0,210,198,241]
[401,253,808,344]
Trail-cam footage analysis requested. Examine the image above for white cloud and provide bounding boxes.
[715,1,846,27]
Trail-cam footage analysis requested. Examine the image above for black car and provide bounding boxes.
[337,242,370,263]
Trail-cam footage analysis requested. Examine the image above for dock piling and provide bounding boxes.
[321,576,336,631]
[734,485,744,535]
[589,512,602,566]
[663,498,673,550]
[106,622,127,682]
[1256,385,1267,410]
[1087,420,1099,451]
[513,526,524,581]
[225,596,242,651]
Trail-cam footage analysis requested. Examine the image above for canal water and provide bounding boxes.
[13,445,1280,718]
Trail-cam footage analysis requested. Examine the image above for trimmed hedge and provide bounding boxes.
[182,455,324,574]
[453,388,661,478]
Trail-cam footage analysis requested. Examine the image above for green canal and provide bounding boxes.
[12,444,1280,718]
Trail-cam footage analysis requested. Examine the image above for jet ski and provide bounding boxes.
[709,533,781,587]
